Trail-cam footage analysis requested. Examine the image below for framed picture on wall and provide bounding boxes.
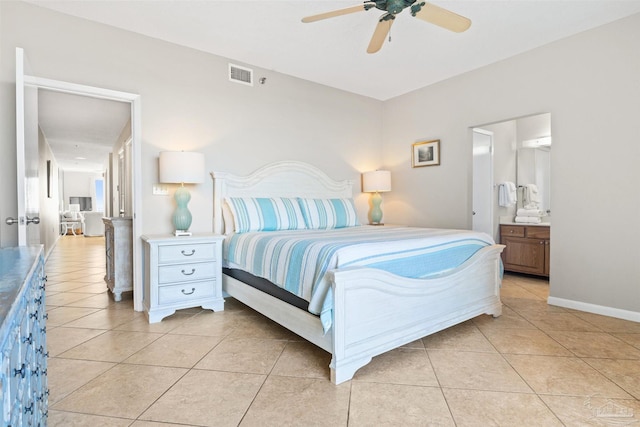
[412,139,440,167]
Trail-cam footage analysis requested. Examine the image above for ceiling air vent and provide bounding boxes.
[229,63,253,86]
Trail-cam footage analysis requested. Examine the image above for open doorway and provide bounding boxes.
[19,67,143,311]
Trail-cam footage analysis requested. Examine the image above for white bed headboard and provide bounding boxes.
[210,161,355,234]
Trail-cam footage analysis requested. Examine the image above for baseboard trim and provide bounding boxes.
[547,296,640,323]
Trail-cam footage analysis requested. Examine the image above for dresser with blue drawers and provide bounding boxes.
[0,246,48,426]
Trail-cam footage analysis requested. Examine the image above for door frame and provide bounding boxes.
[471,128,494,238]
[24,74,144,312]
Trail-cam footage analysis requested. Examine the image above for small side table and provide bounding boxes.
[60,220,81,235]
[141,233,225,323]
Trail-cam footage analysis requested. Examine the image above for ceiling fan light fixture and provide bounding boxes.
[302,1,471,53]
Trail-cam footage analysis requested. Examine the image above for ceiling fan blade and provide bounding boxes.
[302,3,371,23]
[367,18,393,54]
[414,2,471,33]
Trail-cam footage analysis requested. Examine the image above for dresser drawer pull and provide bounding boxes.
[181,287,196,295]
[181,249,196,256]
[181,268,196,276]
[14,363,25,378]
[22,333,33,345]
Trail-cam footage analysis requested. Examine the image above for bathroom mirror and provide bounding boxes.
[515,113,551,214]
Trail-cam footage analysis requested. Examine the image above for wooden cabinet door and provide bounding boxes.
[502,236,546,276]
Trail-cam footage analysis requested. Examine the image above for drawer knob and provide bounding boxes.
[510,230,514,233]
[181,268,196,276]
[181,249,196,257]
[22,333,33,345]
[181,287,196,295]
[14,363,26,378]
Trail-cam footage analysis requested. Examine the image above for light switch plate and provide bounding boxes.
[153,185,169,196]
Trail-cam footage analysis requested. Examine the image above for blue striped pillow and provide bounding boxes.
[225,197,306,233]
[297,198,360,229]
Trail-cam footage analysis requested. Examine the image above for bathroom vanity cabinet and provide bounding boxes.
[500,224,550,277]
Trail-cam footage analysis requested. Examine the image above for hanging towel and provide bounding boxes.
[523,184,540,209]
[498,182,517,207]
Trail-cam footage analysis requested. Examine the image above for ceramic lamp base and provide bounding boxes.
[370,191,383,224]
[172,185,193,233]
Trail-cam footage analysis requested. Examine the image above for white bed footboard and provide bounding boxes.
[327,244,504,384]
[222,243,504,385]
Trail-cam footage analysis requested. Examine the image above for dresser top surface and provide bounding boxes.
[0,246,43,328]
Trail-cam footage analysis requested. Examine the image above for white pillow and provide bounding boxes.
[221,200,235,235]
[297,198,360,229]
[225,197,307,233]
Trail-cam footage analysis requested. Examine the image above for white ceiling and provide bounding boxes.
[38,90,130,173]
[26,0,640,100]
[26,0,640,172]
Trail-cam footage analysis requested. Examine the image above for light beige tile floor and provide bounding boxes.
[45,236,640,426]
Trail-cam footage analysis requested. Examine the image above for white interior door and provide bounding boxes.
[15,47,41,246]
[472,129,494,238]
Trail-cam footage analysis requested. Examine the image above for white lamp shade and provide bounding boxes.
[362,170,391,193]
[159,151,205,184]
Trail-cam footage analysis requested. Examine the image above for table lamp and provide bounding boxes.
[362,170,391,225]
[159,151,205,236]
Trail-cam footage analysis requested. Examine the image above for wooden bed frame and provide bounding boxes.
[211,161,504,384]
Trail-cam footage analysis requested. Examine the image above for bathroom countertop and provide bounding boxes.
[500,221,550,227]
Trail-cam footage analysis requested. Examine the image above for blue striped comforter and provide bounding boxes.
[224,226,494,332]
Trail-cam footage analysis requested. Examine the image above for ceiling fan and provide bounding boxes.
[302,1,471,54]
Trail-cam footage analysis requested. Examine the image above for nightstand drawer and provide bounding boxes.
[158,243,216,264]
[158,280,215,305]
[158,262,217,284]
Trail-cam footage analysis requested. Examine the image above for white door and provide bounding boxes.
[14,47,41,246]
[472,129,494,238]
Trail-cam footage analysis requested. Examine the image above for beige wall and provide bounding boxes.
[382,13,640,318]
[38,127,60,257]
[0,1,383,245]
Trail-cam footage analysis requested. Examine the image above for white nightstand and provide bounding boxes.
[141,233,225,323]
